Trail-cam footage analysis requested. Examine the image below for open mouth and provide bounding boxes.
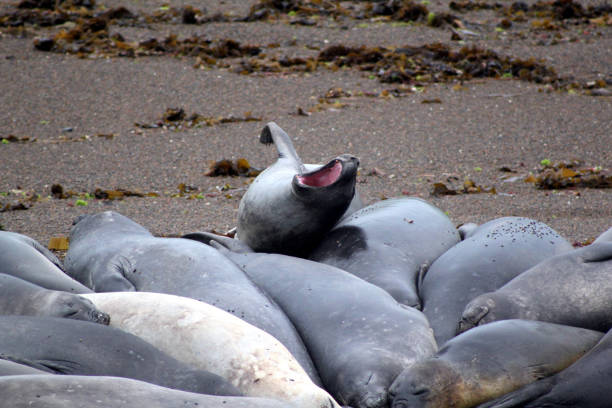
[296,160,343,187]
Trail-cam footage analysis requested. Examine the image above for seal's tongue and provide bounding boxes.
[297,161,342,187]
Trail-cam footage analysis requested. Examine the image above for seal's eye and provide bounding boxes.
[297,161,342,187]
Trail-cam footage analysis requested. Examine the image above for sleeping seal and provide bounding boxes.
[459,242,612,334]
[389,319,603,408]
[236,122,359,256]
[420,217,572,345]
[476,327,612,408]
[0,273,109,324]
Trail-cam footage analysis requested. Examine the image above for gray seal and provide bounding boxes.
[388,319,604,408]
[0,315,241,397]
[309,197,461,308]
[0,231,91,293]
[187,233,437,408]
[236,122,360,256]
[476,327,612,408]
[0,375,294,408]
[420,217,573,345]
[0,273,109,324]
[64,211,320,383]
[459,242,612,334]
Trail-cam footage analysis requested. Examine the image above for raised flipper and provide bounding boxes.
[182,232,254,254]
[259,122,306,173]
[476,377,555,408]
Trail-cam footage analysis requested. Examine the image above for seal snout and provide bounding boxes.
[457,304,489,334]
[91,310,111,325]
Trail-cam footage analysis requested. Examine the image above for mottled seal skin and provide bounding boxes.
[83,292,339,408]
[388,320,604,408]
[0,273,109,324]
[0,315,241,397]
[0,231,91,293]
[191,236,437,408]
[459,242,612,334]
[0,375,294,408]
[236,122,359,256]
[420,217,573,345]
[309,197,461,308]
[477,327,612,408]
[64,211,320,384]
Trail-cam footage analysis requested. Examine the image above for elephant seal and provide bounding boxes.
[0,231,91,293]
[0,315,241,396]
[0,375,293,408]
[236,122,360,256]
[64,211,320,383]
[388,319,604,408]
[420,217,573,345]
[309,197,461,308]
[83,292,339,408]
[0,273,109,324]
[188,234,437,408]
[477,327,612,408]
[459,241,612,334]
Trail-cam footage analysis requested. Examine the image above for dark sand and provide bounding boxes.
[1,0,611,248]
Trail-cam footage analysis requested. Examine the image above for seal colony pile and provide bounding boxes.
[1,123,611,408]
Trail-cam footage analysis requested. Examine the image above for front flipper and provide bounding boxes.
[182,231,254,253]
[475,377,556,408]
[260,122,306,173]
[93,254,136,292]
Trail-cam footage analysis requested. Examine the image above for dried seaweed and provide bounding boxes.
[136,108,262,130]
[526,161,612,189]
[431,178,497,196]
[205,158,262,177]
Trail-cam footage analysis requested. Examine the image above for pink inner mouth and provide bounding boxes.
[297,161,342,187]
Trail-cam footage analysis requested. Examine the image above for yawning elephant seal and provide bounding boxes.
[236,122,359,256]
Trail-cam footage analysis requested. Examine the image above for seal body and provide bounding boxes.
[64,211,319,383]
[0,375,293,408]
[309,197,460,308]
[83,292,338,408]
[459,242,612,333]
[236,122,359,256]
[0,273,109,324]
[389,319,603,408]
[420,217,572,345]
[0,231,91,293]
[0,315,240,396]
[477,327,612,408]
[208,244,437,408]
